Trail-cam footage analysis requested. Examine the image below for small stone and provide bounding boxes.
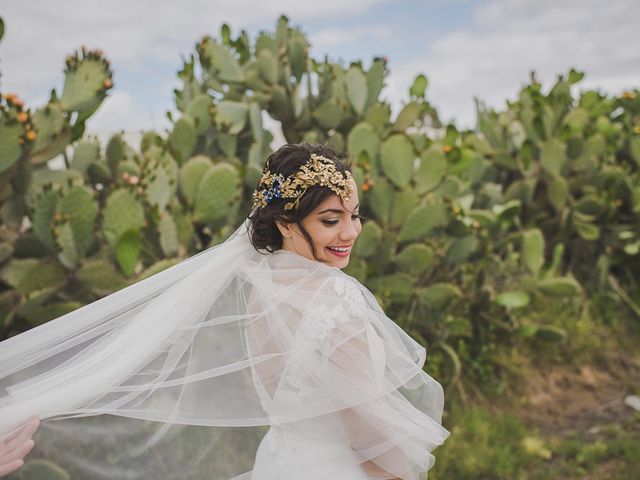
[623,395,640,412]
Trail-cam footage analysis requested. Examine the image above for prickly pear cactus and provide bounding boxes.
[0,93,35,174]
[102,188,145,246]
[60,47,113,114]
[193,163,241,224]
[0,14,637,401]
[54,185,99,268]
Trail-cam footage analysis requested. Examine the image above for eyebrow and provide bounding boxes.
[316,203,360,215]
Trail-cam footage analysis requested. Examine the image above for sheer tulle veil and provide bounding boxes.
[0,214,450,479]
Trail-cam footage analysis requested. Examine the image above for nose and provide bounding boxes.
[338,220,360,243]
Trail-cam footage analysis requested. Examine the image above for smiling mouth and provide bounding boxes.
[326,246,351,256]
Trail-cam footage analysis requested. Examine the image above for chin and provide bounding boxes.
[329,262,345,269]
[328,257,349,269]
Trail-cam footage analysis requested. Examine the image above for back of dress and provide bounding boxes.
[243,250,449,480]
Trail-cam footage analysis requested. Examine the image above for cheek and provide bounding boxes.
[305,224,331,247]
[320,228,337,245]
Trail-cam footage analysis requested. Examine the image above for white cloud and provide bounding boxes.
[0,0,389,138]
[311,24,394,50]
[86,90,163,135]
[0,0,389,98]
[2,0,638,138]
[384,0,640,129]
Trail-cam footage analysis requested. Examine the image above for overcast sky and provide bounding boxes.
[1,0,638,143]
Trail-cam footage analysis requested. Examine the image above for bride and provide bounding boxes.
[0,143,449,479]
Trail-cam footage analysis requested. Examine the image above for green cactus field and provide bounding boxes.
[1,15,639,480]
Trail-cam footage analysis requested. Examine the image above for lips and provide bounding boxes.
[326,245,351,257]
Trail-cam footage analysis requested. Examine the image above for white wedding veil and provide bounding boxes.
[0,216,449,479]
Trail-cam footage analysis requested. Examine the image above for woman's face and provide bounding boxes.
[277,177,362,269]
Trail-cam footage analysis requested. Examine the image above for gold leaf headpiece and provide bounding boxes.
[252,153,354,211]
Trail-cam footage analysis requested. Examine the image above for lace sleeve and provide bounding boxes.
[319,276,448,480]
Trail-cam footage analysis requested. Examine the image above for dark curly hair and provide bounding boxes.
[246,143,354,262]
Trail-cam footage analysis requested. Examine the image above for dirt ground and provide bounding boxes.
[517,352,640,436]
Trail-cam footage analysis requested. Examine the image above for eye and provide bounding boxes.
[322,213,364,226]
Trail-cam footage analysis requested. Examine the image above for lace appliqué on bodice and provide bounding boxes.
[266,424,299,466]
[276,353,319,410]
[296,276,368,351]
[331,276,369,315]
[267,277,369,465]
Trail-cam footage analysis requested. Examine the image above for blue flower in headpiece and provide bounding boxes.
[265,176,283,204]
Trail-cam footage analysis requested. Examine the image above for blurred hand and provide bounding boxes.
[0,417,39,477]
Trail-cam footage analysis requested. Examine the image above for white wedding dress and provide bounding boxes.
[248,253,374,479]
[244,250,448,480]
[251,415,370,480]
[0,221,449,480]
